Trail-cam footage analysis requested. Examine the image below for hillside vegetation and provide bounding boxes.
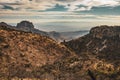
[0,24,120,80]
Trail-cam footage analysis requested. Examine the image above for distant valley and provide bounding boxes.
[0,21,89,42]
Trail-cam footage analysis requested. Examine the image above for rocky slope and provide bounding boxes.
[63,25,120,59]
[0,23,120,80]
[63,25,120,80]
[0,25,74,79]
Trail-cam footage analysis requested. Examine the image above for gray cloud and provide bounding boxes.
[0,0,119,12]
[0,2,23,5]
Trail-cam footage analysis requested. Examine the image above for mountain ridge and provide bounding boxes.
[0,22,120,80]
[62,25,120,80]
[0,25,75,79]
[0,21,88,42]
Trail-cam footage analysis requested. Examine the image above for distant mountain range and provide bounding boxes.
[48,30,89,42]
[0,21,89,42]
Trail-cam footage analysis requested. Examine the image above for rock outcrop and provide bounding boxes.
[16,21,48,36]
[0,22,15,29]
[90,25,120,39]
[16,21,34,32]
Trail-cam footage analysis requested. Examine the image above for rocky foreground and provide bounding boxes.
[0,25,75,79]
[0,24,120,80]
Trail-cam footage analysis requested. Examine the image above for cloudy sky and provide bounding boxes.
[0,0,120,32]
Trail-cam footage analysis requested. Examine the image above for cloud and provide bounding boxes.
[0,0,119,12]
[66,0,120,11]
[0,11,120,23]
[0,0,55,11]
[80,5,120,15]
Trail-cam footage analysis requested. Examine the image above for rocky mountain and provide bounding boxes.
[26,25,120,80]
[63,25,120,56]
[0,22,15,29]
[0,25,75,79]
[16,21,88,42]
[0,22,120,80]
[63,25,120,80]
[17,21,34,30]
[16,21,49,36]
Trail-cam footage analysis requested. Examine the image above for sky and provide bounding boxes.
[0,0,120,32]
